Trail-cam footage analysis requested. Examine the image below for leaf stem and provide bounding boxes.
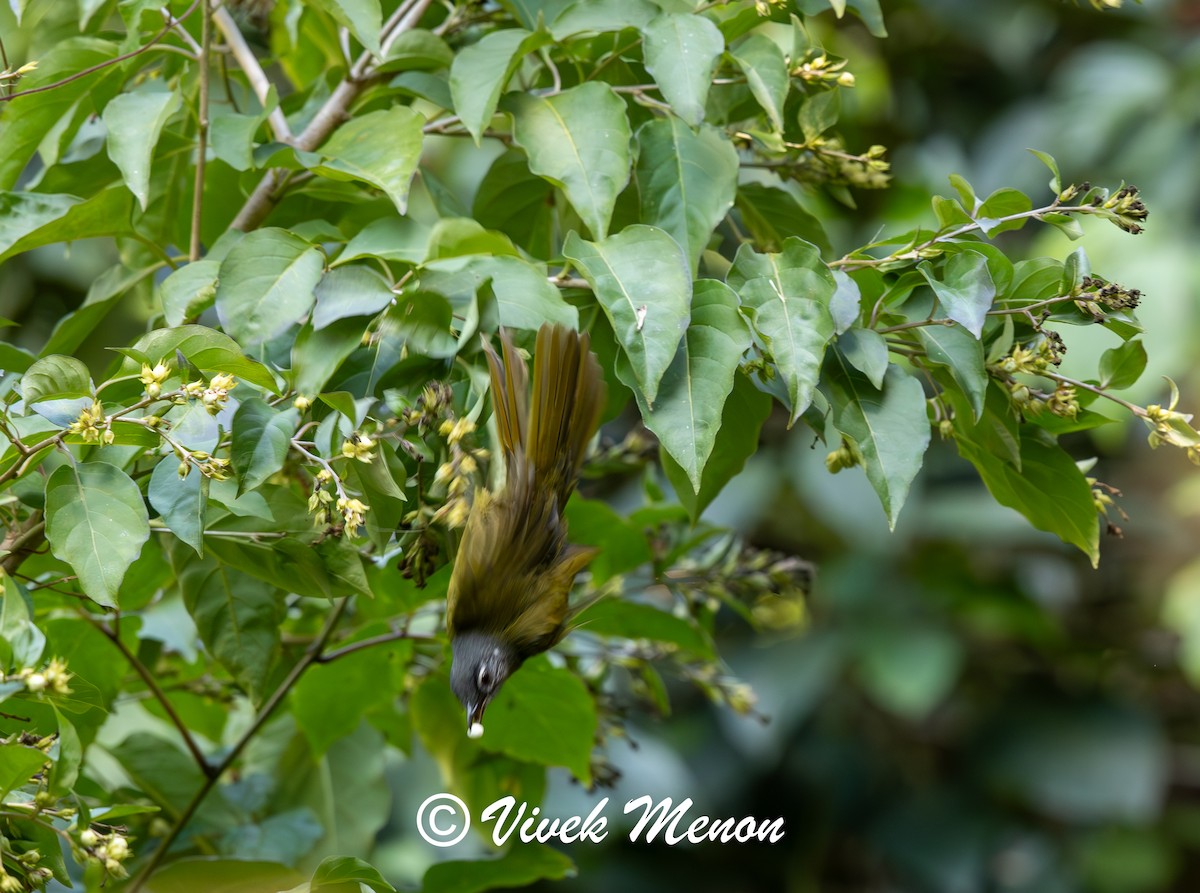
[1041,371,1145,416]
[189,0,211,262]
[315,627,436,664]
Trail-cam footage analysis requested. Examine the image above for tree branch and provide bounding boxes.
[126,597,351,892]
[315,627,436,664]
[0,0,203,104]
[228,0,434,232]
[82,612,215,778]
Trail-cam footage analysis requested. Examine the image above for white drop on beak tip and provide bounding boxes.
[467,722,485,739]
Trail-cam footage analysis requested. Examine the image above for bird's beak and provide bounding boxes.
[467,700,486,728]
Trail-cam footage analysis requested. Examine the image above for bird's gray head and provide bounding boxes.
[450,631,518,732]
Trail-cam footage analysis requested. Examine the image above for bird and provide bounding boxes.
[446,322,606,738]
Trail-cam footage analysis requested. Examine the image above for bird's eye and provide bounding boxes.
[478,667,492,690]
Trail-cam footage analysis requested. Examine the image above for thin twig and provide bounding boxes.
[126,598,351,893]
[0,0,204,104]
[315,627,436,664]
[1042,371,1144,415]
[190,0,212,261]
[82,612,215,778]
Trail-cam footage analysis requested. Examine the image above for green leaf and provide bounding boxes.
[1099,339,1147,390]
[0,192,81,259]
[661,373,772,519]
[956,429,1100,566]
[551,0,659,38]
[310,0,382,54]
[19,355,93,404]
[103,90,182,209]
[624,280,749,490]
[824,358,931,529]
[293,317,369,396]
[161,260,220,327]
[564,225,690,406]
[0,573,45,668]
[563,497,652,584]
[143,859,305,893]
[43,263,157,356]
[472,149,555,258]
[479,658,597,782]
[0,342,35,374]
[573,599,714,658]
[507,82,632,239]
[1028,147,1062,194]
[837,327,888,390]
[313,106,424,214]
[728,237,836,424]
[215,228,325,349]
[336,216,429,266]
[422,846,575,893]
[735,182,831,257]
[45,462,150,607]
[0,741,47,801]
[634,119,739,273]
[178,555,282,700]
[292,638,407,757]
[641,12,725,126]
[377,29,454,72]
[123,325,278,391]
[918,249,996,338]
[312,265,394,330]
[976,187,1033,237]
[729,34,789,131]
[0,37,118,190]
[0,186,135,263]
[450,28,548,144]
[231,398,296,494]
[915,323,987,420]
[312,855,396,892]
[49,706,83,796]
[148,456,207,557]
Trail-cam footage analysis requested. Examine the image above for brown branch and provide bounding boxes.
[228,0,434,231]
[0,0,203,104]
[125,597,350,893]
[81,612,216,778]
[315,627,436,664]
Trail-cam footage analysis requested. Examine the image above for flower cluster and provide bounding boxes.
[180,450,231,481]
[789,50,856,88]
[138,360,171,399]
[1074,275,1142,321]
[341,432,377,463]
[825,435,862,474]
[75,827,133,880]
[182,372,237,414]
[1143,383,1200,464]
[398,382,453,432]
[430,416,487,529]
[68,401,113,445]
[10,658,72,696]
[336,496,370,533]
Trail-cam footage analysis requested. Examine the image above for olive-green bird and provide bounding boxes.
[447,323,606,736]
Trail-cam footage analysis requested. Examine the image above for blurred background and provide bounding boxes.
[4,0,1200,891]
